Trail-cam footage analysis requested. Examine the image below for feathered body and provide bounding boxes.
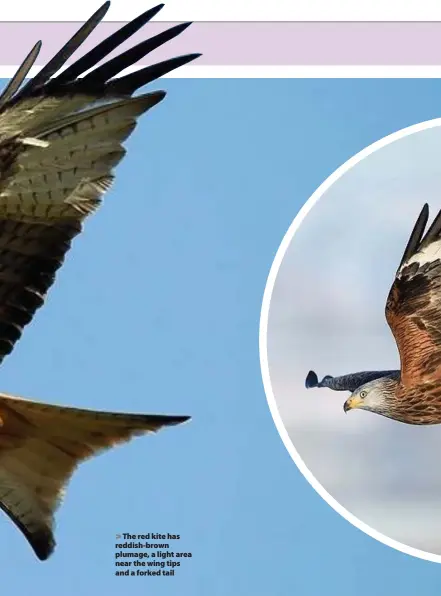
[0,2,199,560]
[306,203,441,426]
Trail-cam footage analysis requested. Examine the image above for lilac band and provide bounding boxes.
[0,22,439,66]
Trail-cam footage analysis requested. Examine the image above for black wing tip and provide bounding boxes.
[164,22,194,39]
[0,496,56,562]
[398,202,431,269]
[166,52,202,67]
[167,415,191,426]
[138,3,165,21]
[9,6,200,103]
[34,533,56,561]
[419,203,430,224]
[174,52,203,69]
[107,52,201,95]
[24,522,56,560]
[175,21,193,33]
[420,203,429,220]
[416,203,441,252]
[97,2,165,24]
[187,52,202,62]
[305,370,319,389]
[149,89,167,103]
[91,1,111,21]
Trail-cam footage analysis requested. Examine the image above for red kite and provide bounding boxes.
[306,204,441,426]
[0,3,198,560]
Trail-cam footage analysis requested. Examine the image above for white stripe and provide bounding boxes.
[3,0,441,22]
[1,65,441,79]
[406,239,441,268]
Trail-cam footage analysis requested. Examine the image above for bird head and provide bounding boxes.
[343,378,391,416]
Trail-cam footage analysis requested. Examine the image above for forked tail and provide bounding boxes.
[0,393,190,561]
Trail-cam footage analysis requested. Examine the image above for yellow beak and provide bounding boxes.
[343,396,363,413]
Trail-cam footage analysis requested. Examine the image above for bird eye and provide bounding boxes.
[360,391,367,398]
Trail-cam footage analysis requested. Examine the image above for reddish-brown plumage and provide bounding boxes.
[307,205,441,426]
[386,277,439,386]
[383,204,441,422]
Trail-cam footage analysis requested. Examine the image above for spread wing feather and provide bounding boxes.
[385,204,441,387]
[305,370,400,392]
[0,43,42,110]
[14,2,112,99]
[0,2,200,364]
[0,392,189,560]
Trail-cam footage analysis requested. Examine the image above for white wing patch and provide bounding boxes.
[402,238,441,270]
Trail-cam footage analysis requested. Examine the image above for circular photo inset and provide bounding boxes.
[260,118,441,563]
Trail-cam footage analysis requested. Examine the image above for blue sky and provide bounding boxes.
[2,78,441,594]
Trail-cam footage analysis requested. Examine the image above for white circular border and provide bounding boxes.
[259,116,441,564]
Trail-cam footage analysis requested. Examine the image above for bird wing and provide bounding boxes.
[0,392,189,560]
[0,2,200,364]
[305,370,400,392]
[385,204,441,387]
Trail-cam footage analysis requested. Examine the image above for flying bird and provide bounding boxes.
[306,203,441,426]
[0,2,199,561]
